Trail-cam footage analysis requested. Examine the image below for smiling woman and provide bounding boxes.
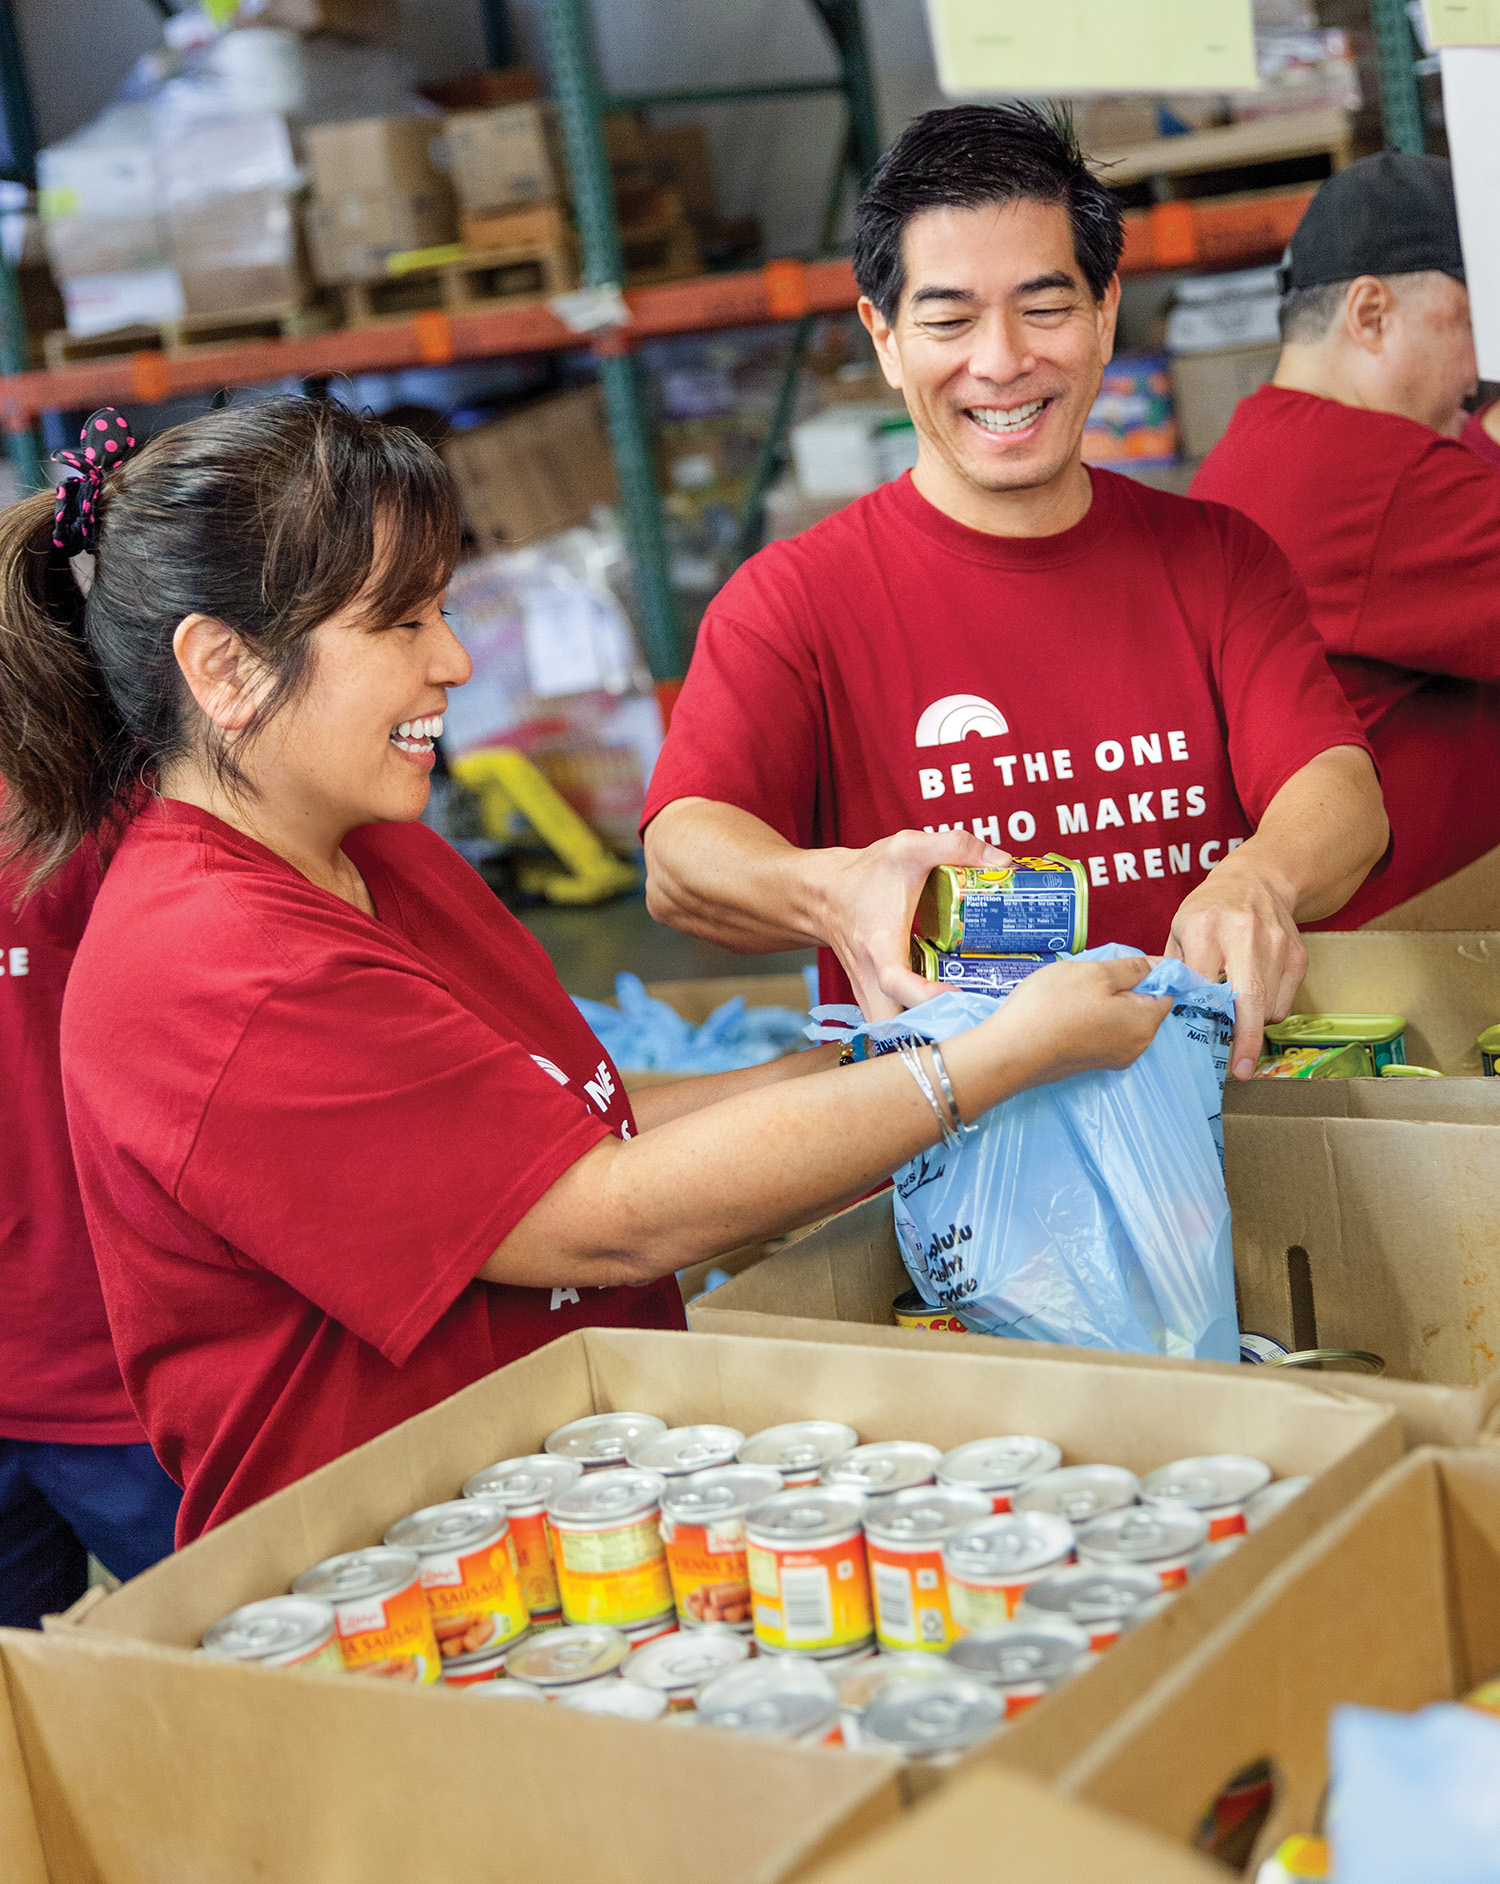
[0,395,1175,1546]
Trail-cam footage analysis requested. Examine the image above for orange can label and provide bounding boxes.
[947,1566,1050,1630]
[509,1508,563,1618]
[332,1575,441,1683]
[553,1517,673,1628]
[867,1540,955,1650]
[422,1534,529,1670]
[1206,1510,1246,1543]
[747,1528,873,1654]
[660,1515,753,1628]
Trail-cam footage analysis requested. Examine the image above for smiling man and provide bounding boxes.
[642,104,1388,1076]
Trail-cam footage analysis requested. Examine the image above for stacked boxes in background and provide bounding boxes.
[159,111,307,318]
[37,138,180,338]
[303,115,457,286]
[1166,266,1283,461]
[444,102,571,252]
[441,386,619,552]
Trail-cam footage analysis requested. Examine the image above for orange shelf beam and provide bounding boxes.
[1119,184,1315,276]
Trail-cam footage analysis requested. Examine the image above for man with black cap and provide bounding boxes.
[1194,151,1500,925]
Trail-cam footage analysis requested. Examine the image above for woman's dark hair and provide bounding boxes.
[852,103,1125,322]
[0,394,461,888]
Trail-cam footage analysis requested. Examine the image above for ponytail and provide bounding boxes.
[0,487,139,889]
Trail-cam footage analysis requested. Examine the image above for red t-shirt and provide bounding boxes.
[61,802,684,1544]
[643,468,1370,1006]
[0,841,143,1445]
[1192,385,1500,922]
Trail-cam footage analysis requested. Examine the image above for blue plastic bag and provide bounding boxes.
[574,969,814,1073]
[810,946,1238,1361]
[1328,1703,1500,1883]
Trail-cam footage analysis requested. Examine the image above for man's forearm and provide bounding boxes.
[644,798,842,953]
[1235,745,1388,921]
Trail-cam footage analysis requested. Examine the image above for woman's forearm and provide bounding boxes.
[627,1043,840,1132]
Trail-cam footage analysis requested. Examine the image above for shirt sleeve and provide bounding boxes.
[1355,437,1500,682]
[1208,509,1376,825]
[641,557,827,845]
[174,957,611,1366]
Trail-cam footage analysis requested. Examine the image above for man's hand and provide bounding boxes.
[809,828,1009,1019]
[1166,852,1305,1079]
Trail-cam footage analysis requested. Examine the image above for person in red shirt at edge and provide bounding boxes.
[0,837,179,1626]
[0,397,1182,1547]
[1192,152,1500,926]
[641,105,1390,1082]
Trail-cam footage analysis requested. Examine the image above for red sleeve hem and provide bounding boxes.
[379,1111,613,1368]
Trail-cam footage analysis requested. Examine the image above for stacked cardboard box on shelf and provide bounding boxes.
[441,385,619,550]
[303,115,457,286]
[160,112,309,318]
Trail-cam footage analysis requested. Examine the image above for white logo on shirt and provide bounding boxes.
[914,693,1009,747]
[551,1287,581,1311]
[0,948,29,976]
[583,1060,616,1114]
[531,1054,570,1087]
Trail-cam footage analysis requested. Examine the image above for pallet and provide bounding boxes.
[1094,107,1353,190]
[339,240,578,327]
[621,218,701,287]
[43,302,332,370]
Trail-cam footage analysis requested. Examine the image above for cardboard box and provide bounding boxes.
[305,189,458,286]
[460,199,570,252]
[169,186,307,316]
[804,1765,1224,1884]
[1170,341,1281,459]
[1289,928,1500,1076]
[1048,1448,1500,1864]
[304,114,450,203]
[0,1625,898,1884]
[444,103,568,216]
[442,387,619,550]
[691,1192,1500,1443]
[56,1325,1399,1791]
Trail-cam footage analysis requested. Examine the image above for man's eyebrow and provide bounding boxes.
[910,284,978,306]
[908,270,1081,308]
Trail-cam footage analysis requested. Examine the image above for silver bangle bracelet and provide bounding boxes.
[898,1039,962,1149]
[929,1041,973,1136]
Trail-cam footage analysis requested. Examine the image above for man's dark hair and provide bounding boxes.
[852,103,1125,322]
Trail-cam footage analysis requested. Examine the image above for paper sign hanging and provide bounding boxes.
[1423,1,1500,47]
[923,0,1258,97]
[1440,47,1500,378]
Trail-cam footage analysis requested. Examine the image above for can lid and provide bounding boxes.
[503,1625,629,1686]
[1140,1455,1271,1511]
[1012,1465,1139,1524]
[1243,1477,1311,1532]
[546,1468,666,1524]
[822,1440,941,1497]
[696,1658,838,1738]
[544,1413,666,1466]
[835,1653,949,1711]
[743,1485,869,1543]
[468,1678,546,1701]
[862,1483,992,1545]
[1265,1013,1406,1047]
[936,1435,1062,1492]
[384,1498,507,1556]
[946,1618,1090,1686]
[292,1546,420,1604]
[462,1453,583,1506]
[942,1511,1074,1579]
[560,1678,668,1720]
[201,1595,334,1661]
[1017,1563,1161,1625]
[626,1424,745,1476]
[623,1625,749,1693]
[860,1677,1005,1753]
[660,1463,784,1523]
[1479,1024,1500,1053]
[737,1421,858,1475]
[1076,1500,1208,1562]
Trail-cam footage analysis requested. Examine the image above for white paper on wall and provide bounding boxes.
[1440,47,1500,380]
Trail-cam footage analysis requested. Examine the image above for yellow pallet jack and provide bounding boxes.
[449,747,640,906]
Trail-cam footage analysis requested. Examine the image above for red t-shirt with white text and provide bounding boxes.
[61,803,684,1543]
[0,841,144,1445]
[643,468,1370,1006]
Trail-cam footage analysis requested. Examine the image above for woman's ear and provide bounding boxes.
[172,614,266,732]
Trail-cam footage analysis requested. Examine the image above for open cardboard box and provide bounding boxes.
[1290,929,1500,1076]
[56,1327,1399,1794]
[1040,1447,1500,1867]
[0,1625,898,1884]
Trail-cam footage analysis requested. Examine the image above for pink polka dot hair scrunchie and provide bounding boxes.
[52,407,137,556]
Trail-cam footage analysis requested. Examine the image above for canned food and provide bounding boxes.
[1076,1501,1208,1589]
[1239,1332,1291,1364]
[1380,1063,1443,1077]
[503,1624,629,1693]
[200,1595,343,1673]
[835,1651,948,1717]
[891,1289,969,1333]
[1140,1456,1272,1541]
[822,1440,941,1502]
[1480,1024,1500,1077]
[858,1675,1005,1762]
[469,1677,545,1701]
[623,1623,750,1710]
[619,1613,680,1648]
[1252,1043,1373,1078]
[863,1484,991,1652]
[626,1424,745,1477]
[1012,1464,1139,1525]
[1016,1563,1161,1652]
[560,1678,668,1720]
[1264,1012,1407,1072]
[659,1464,781,1631]
[738,1420,858,1487]
[292,1547,441,1683]
[917,857,1087,956]
[384,1499,530,1684]
[1243,1476,1311,1532]
[942,1513,1075,1630]
[695,1657,842,1744]
[910,938,1053,995]
[936,1436,1062,1512]
[945,1618,1090,1716]
[545,1468,674,1633]
[461,1453,582,1626]
[745,1487,874,1658]
[544,1412,666,1471]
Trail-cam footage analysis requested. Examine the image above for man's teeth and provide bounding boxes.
[393,714,444,743]
[969,400,1046,433]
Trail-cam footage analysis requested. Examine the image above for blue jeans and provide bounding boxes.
[0,1438,181,1629]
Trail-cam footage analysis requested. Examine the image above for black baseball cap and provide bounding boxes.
[1277,151,1466,294]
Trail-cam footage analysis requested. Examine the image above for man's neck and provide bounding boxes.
[909,449,1094,538]
[1273,345,1436,431]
